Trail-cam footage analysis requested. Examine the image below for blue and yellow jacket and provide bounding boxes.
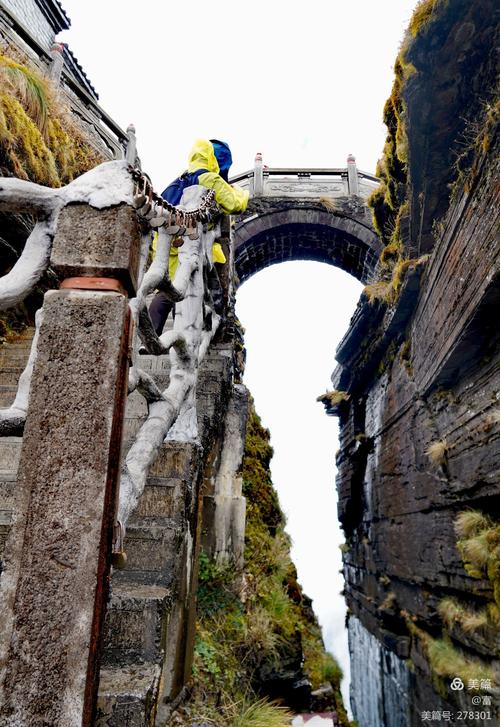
[162,139,249,215]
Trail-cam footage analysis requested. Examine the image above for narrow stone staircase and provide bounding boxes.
[0,324,234,726]
[96,342,233,726]
[0,328,34,573]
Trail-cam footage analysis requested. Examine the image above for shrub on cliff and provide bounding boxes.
[174,402,350,726]
[0,48,105,339]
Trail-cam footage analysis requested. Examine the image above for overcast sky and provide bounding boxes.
[59,0,419,712]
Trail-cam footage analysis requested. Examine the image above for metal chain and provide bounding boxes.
[128,166,218,229]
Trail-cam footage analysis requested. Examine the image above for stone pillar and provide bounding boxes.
[253,151,264,196]
[49,43,65,83]
[0,204,141,726]
[347,153,359,196]
[201,385,249,566]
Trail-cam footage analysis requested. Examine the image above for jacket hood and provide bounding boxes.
[210,139,232,173]
[187,139,219,174]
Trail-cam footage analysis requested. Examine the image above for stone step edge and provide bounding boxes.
[97,661,161,700]
[108,581,171,607]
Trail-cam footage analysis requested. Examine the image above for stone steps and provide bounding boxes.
[0,331,34,570]
[102,580,171,668]
[95,662,161,727]
[113,521,182,588]
[98,344,233,722]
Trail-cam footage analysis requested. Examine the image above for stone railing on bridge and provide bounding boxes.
[230,152,379,200]
[0,158,224,726]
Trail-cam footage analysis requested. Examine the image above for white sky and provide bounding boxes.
[59,0,419,713]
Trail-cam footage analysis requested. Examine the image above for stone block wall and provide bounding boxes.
[0,0,61,52]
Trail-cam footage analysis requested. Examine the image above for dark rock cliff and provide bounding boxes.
[322,2,500,724]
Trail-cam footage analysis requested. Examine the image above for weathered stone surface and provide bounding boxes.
[335,112,500,723]
[102,583,171,667]
[0,289,130,727]
[51,203,142,295]
[233,198,382,285]
[96,663,161,727]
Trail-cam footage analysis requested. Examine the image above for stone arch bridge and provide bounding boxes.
[0,142,499,727]
[0,153,382,726]
[230,154,381,284]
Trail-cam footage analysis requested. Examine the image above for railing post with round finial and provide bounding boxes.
[347,153,359,196]
[253,151,264,197]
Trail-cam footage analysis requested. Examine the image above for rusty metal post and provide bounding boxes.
[0,203,141,726]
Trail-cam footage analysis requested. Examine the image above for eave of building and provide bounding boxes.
[37,0,70,34]
[61,43,99,100]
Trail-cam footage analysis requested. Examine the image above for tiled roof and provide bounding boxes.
[37,0,70,33]
[61,43,99,100]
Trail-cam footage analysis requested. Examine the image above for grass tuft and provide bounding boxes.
[316,390,350,406]
[232,698,292,727]
[428,637,495,685]
[0,51,104,187]
[425,439,448,465]
[454,510,493,539]
[408,0,439,37]
[438,597,488,633]
[319,196,339,212]
[363,280,393,305]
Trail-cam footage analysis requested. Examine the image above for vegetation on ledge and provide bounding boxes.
[173,403,350,726]
[0,46,105,339]
[368,0,499,300]
[0,50,104,186]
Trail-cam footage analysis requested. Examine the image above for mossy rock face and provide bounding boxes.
[175,401,350,726]
[370,0,498,258]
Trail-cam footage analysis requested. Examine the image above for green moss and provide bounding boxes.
[428,636,495,685]
[177,401,349,725]
[454,511,500,607]
[0,53,103,186]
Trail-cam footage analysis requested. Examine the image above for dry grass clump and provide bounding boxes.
[408,0,440,37]
[232,698,293,727]
[438,597,488,633]
[0,52,104,186]
[427,637,495,685]
[316,390,350,406]
[454,510,500,607]
[425,439,449,466]
[364,251,429,308]
[319,196,339,212]
[455,511,493,539]
[378,591,397,612]
[363,280,393,305]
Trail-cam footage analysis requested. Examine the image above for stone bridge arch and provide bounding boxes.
[230,158,382,285]
[233,198,382,285]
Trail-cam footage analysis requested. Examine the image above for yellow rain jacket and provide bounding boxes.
[152,234,226,282]
[187,139,249,214]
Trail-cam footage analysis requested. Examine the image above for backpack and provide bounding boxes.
[161,169,209,205]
